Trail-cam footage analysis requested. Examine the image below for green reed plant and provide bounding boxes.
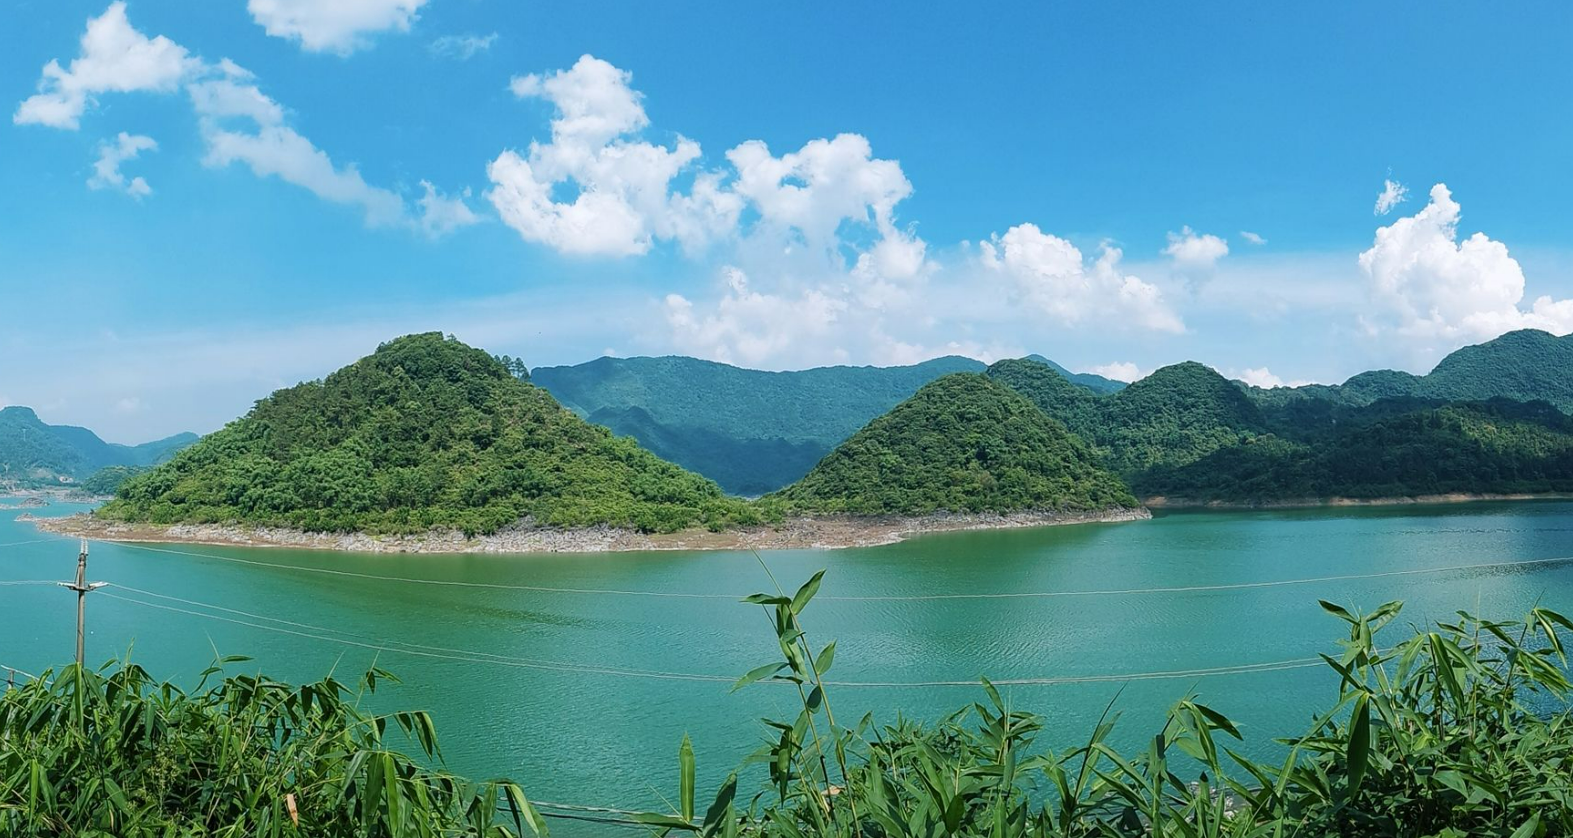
[4,577,1570,837]
[619,573,1573,838]
[0,657,544,837]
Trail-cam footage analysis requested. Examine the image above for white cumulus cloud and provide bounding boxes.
[88,131,157,198]
[1235,367,1284,388]
[1239,230,1266,245]
[1358,183,1573,344]
[470,54,1178,365]
[487,55,737,256]
[1164,226,1229,273]
[663,267,847,366]
[979,224,1184,334]
[1087,362,1143,383]
[1374,178,1408,216]
[14,2,196,129]
[1231,367,1315,388]
[247,0,428,54]
[727,133,927,281]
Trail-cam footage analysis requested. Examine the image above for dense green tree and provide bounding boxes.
[79,464,149,496]
[100,334,764,535]
[987,359,1266,490]
[989,355,1573,501]
[1141,399,1573,501]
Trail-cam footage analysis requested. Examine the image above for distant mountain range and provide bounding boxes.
[54,329,1573,540]
[531,355,1125,495]
[0,406,196,488]
[1246,329,1573,412]
[12,328,1573,509]
[531,355,983,495]
[535,329,1573,496]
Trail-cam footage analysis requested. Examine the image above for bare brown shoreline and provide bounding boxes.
[1144,492,1573,510]
[23,507,1153,554]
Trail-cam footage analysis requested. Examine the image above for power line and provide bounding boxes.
[99,590,740,684]
[0,580,60,586]
[1,664,36,679]
[0,538,66,550]
[104,583,731,680]
[99,540,1573,602]
[99,584,1335,689]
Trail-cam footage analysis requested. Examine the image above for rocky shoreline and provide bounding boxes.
[23,507,1152,554]
[1143,492,1573,510]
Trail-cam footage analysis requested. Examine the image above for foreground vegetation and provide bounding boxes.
[0,660,542,836]
[98,334,764,536]
[6,578,1571,835]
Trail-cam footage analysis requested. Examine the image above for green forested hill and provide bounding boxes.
[1247,330,1573,415]
[580,405,830,499]
[1094,362,1267,476]
[1418,329,1573,407]
[1141,399,1573,501]
[100,334,761,535]
[1022,355,1127,394]
[983,355,1573,502]
[986,359,1265,489]
[0,406,195,487]
[982,358,1103,438]
[773,373,1137,515]
[531,354,987,494]
[531,353,1126,495]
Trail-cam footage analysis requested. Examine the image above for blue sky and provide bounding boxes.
[4,0,1573,442]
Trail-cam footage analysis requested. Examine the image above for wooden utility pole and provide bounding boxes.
[58,539,105,667]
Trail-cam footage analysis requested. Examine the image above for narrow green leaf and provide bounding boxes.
[813,642,836,676]
[1319,600,1356,623]
[1509,812,1541,838]
[791,570,826,615]
[731,662,786,693]
[680,734,696,823]
[1346,694,1370,802]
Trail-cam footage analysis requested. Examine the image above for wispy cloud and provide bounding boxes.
[429,32,498,60]
[1373,178,1408,215]
[88,131,157,198]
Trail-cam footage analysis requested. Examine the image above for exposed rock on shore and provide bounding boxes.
[28,507,1152,554]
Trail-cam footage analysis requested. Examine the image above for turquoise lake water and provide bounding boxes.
[3,499,1572,819]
